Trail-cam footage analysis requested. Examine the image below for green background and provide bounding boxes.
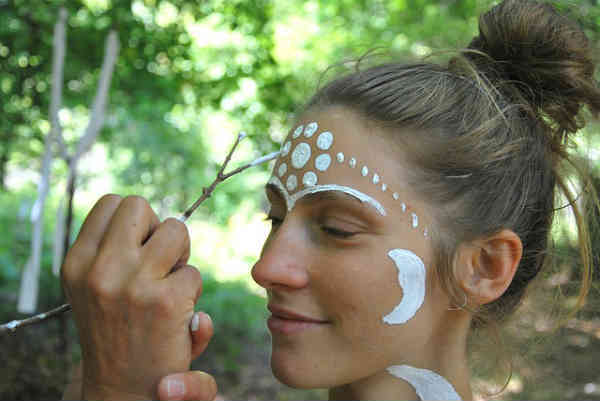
[1,0,599,399]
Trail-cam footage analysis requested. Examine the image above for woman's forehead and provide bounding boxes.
[268,109,429,237]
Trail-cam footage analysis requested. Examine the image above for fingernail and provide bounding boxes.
[190,312,200,331]
[166,377,185,399]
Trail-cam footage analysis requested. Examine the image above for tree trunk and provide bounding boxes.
[58,169,76,386]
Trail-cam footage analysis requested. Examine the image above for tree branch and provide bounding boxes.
[51,7,69,161]
[73,30,120,162]
[1,136,280,333]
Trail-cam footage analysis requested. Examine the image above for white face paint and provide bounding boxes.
[291,142,311,169]
[270,122,389,216]
[268,176,386,216]
[286,174,298,191]
[271,121,430,232]
[304,122,318,137]
[302,171,318,187]
[383,249,426,325]
[293,125,303,139]
[278,163,287,177]
[386,365,462,401]
[411,212,419,228]
[315,153,331,171]
[316,131,334,150]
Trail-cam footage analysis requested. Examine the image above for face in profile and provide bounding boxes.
[252,107,454,390]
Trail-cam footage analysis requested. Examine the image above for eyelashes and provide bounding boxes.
[320,226,357,239]
[265,214,357,239]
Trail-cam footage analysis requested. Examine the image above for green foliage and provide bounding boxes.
[2,0,600,399]
[195,273,268,372]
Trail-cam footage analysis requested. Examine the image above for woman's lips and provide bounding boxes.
[267,304,329,334]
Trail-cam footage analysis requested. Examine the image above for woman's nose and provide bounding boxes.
[251,218,310,290]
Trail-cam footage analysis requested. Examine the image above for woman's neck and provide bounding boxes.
[328,313,473,401]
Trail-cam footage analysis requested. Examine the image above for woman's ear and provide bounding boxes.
[454,229,523,305]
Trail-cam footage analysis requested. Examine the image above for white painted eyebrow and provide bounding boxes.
[267,177,386,216]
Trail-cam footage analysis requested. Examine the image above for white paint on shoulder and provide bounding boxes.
[386,365,461,401]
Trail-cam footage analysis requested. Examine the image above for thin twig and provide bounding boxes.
[0,134,280,333]
[0,304,72,333]
[179,131,247,222]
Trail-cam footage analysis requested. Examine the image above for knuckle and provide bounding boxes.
[97,193,122,207]
[86,272,118,301]
[188,267,203,293]
[155,290,176,315]
[172,265,202,296]
[163,218,190,241]
[122,195,151,213]
[61,242,93,284]
[124,282,148,307]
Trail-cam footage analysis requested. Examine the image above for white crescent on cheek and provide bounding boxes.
[383,249,426,325]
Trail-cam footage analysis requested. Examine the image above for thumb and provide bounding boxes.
[157,371,218,401]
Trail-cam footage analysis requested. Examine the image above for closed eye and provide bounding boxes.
[321,225,357,239]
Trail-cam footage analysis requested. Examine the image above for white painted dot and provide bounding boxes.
[303,171,318,187]
[315,154,331,171]
[373,174,380,184]
[304,122,318,137]
[278,163,287,177]
[286,174,298,191]
[393,192,399,200]
[291,142,311,169]
[401,202,406,212]
[293,125,303,139]
[336,152,344,163]
[382,183,387,192]
[316,131,334,150]
[349,158,357,168]
[361,166,369,176]
[412,213,418,228]
[281,141,291,157]
[424,229,428,237]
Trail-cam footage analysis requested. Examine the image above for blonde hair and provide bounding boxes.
[306,0,599,338]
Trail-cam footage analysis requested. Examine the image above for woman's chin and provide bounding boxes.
[270,351,328,389]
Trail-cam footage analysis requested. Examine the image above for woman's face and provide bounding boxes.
[252,107,451,389]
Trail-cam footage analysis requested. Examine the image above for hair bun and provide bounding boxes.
[465,0,600,142]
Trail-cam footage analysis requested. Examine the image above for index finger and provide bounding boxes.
[62,194,123,296]
[101,195,160,251]
[72,194,123,251]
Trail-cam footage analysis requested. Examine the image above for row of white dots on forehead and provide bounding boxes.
[278,122,428,237]
[336,151,426,237]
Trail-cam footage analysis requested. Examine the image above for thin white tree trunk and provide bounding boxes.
[52,196,66,276]
[51,31,119,275]
[74,30,119,161]
[17,7,67,313]
[18,9,119,310]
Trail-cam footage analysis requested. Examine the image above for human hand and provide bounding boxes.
[61,194,217,400]
[62,311,216,401]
